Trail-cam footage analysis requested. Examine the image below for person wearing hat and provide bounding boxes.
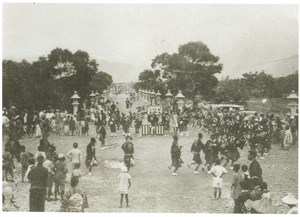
[282,193,298,214]
[53,153,68,200]
[85,138,97,175]
[27,154,48,212]
[121,136,134,172]
[248,150,263,181]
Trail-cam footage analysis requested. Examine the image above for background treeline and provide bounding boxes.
[215,70,298,104]
[133,41,298,105]
[3,48,113,112]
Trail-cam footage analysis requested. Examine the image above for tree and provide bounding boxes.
[3,48,112,112]
[214,79,249,104]
[151,41,222,100]
[90,71,113,93]
[242,70,274,98]
[272,71,298,97]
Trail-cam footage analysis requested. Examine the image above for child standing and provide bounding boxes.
[209,159,228,199]
[118,166,131,208]
[53,153,68,200]
[20,146,34,182]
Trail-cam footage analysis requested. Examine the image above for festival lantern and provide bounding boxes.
[99,92,105,104]
[82,99,87,110]
[175,90,185,114]
[90,91,96,105]
[156,90,162,105]
[95,90,99,105]
[71,91,80,115]
[165,89,173,109]
[286,90,298,116]
[151,90,156,106]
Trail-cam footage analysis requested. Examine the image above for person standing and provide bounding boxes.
[231,164,244,213]
[3,147,14,182]
[209,159,228,199]
[27,154,48,212]
[43,154,54,201]
[188,133,204,174]
[248,151,263,181]
[20,146,34,183]
[85,138,97,175]
[171,112,179,134]
[118,166,131,208]
[283,125,293,150]
[69,117,76,136]
[98,124,107,147]
[168,135,182,176]
[121,136,134,172]
[109,117,117,137]
[53,153,68,200]
[134,115,142,137]
[66,143,82,170]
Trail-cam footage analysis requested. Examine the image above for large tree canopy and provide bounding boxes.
[150,41,223,99]
[3,48,113,112]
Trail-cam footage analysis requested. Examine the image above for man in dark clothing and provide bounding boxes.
[98,124,107,147]
[248,150,263,181]
[28,154,48,212]
[85,138,97,175]
[188,133,204,173]
[121,136,134,171]
[101,110,107,126]
[69,117,76,136]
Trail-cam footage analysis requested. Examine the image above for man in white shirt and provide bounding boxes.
[66,143,82,170]
[209,159,228,199]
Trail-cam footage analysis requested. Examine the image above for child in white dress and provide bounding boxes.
[118,166,131,208]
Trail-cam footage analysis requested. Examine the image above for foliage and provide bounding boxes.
[241,70,275,98]
[214,79,249,104]
[3,48,113,112]
[150,41,223,99]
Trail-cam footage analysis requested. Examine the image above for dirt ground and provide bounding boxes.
[3,94,298,213]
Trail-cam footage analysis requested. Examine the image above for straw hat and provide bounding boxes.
[251,197,277,214]
[282,193,298,206]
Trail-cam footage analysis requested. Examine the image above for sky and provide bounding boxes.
[2,3,299,82]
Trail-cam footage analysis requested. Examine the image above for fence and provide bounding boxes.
[141,125,164,135]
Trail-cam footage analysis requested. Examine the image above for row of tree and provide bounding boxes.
[3,48,113,112]
[215,71,298,104]
[133,41,298,105]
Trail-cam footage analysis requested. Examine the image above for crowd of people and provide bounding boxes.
[166,105,298,213]
[2,91,298,213]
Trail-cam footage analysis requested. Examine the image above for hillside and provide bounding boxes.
[241,55,298,78]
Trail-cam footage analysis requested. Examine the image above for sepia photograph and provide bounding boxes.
[1,1,299,214]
